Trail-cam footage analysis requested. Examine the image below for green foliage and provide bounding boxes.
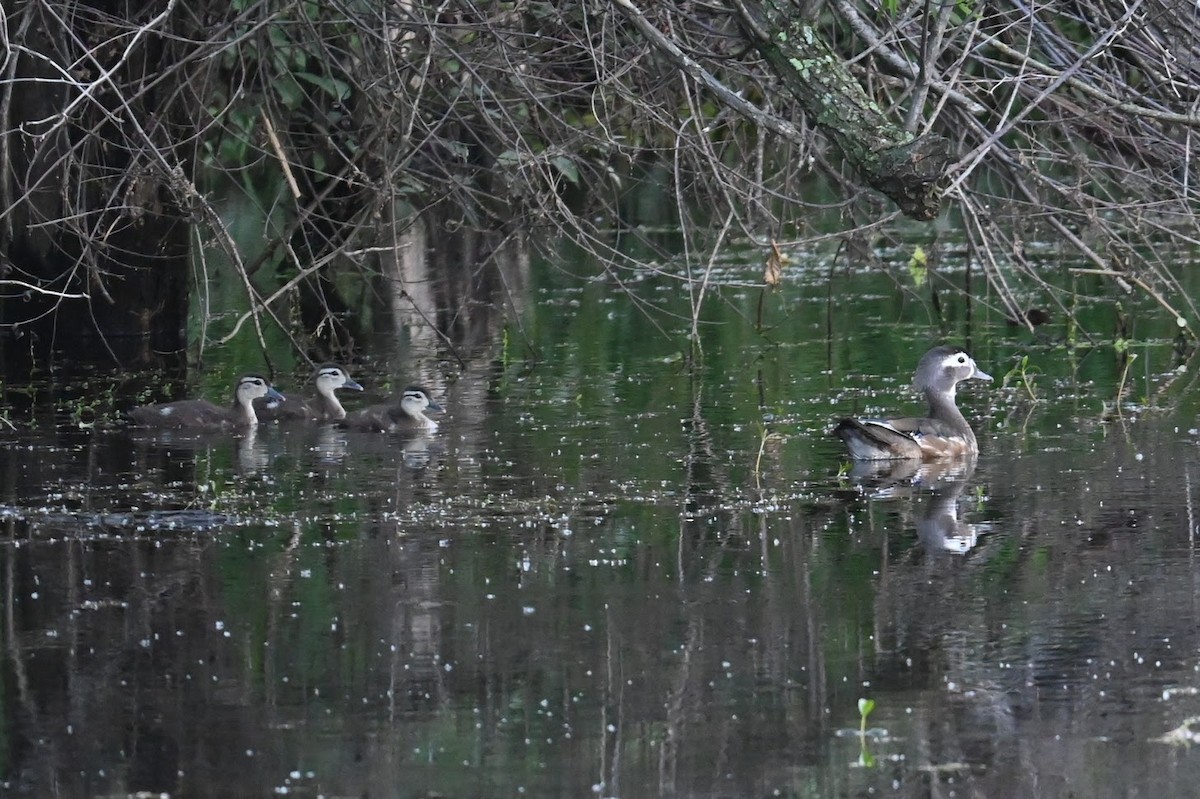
[907,245,928,288]
[1115,350,1139,407]
[202,0,364,183]
[857,697,877,767]
[552,156,580,186]
[1002,355,1040,402]
[882,0,977,19]
[857,697,875,733]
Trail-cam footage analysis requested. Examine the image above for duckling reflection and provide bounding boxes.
[400,432,439,470]
[312,424,350,467]
[310,423,443,471]
[123,424,275,480]
[236,427,270,473]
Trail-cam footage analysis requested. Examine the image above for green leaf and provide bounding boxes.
[908,245,928,287]
[859,697,876,736]
[551,156,579,186]
[296,72,351,102]
[443,141,471,161]
[274,77,305,110]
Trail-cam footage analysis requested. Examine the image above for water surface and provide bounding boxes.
[2,255,1199,797]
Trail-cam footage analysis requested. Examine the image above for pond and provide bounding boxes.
[2,241,1200,798]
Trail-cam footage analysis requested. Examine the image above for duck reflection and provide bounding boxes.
[312,424,350,467]
[845,455,975,487]
[843,457,986,554]
[296,424,443,472]
[399,432,438,470]
[323,423,445,472]
[913,471,985,555]
[121,424,279,482]
[236,428,270,474]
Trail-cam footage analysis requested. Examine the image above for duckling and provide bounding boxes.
[834,345,992,460]
[257,364,363,422]
[341,386,444,432]
[128,374,285,430]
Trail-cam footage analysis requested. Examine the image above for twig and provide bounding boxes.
[261,110,302,200]
[830,0,986,116]
[0,280,88,299]
[1070,268,1192,335]
[214,245,335,347]
[611,0,808,144]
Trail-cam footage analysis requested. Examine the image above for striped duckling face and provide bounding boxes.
[399,386,444,430]
[314,365,364,396]
[236,375,285,407]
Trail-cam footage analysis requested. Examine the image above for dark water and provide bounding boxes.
[3,257,1200,798]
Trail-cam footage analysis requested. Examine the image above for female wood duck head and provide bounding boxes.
[834,345,992,461]
[128,374,285,430]
[910,345,992,401]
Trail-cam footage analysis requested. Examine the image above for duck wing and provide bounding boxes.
[834,417,925,460]
[256,395,318,423]
[128,399,231,430]
[340,403,396,432]
[846,415,975,459]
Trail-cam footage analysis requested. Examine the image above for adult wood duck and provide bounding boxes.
[257,364,363,422]
[834,345,993,460]
[128,374,285,430]
[341,386,444,432]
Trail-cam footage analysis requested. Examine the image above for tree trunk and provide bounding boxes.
[734,0,952,219]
